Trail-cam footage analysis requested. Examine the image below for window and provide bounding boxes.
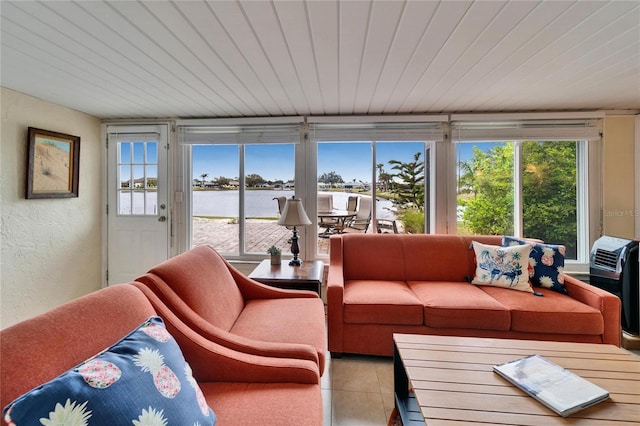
[179,119,302,259]
[456,140,580,258]
[174,114,599,268]
[310,118,445,256]
[190,143,296,256]
[452,114,602,265]
[522,141,579,258]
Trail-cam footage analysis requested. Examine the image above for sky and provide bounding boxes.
[192,141,430,183]
[121,141,501,183]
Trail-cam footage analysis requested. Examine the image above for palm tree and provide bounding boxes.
[199,173,209,188]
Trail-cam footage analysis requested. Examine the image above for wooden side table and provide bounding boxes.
[248,259,324,296]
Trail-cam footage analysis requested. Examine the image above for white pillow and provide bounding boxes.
[471,241,533,293]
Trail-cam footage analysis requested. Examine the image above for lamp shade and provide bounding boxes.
[278,198,311,227]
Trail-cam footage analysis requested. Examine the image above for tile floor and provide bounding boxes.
[321,354,395,426]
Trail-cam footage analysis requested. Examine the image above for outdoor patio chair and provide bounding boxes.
[343,195,372,233]
[346,195,358,211]
[376,218,399,234]
[317,193,338,235]
[273,196,292,230]
[274,196,287,215]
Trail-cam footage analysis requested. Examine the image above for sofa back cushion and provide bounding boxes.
[338,234,504,282]
[409,235,504,281]
[146,245,245,331]
[0,284,157,410]
[402,235,497,281]
[340,234,407,281]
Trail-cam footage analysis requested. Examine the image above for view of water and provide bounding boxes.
[121,190,396,219]
[192,190,396,219]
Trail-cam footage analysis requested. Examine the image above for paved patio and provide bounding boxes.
[192,217,330,255]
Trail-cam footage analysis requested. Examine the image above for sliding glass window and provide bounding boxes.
[455,140,580,258]
[180,121,301,259]
[452,116,601,263]
[310,118,444,256]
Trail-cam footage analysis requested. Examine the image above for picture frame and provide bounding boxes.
[26,127,80,199]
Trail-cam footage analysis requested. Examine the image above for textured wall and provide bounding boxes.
[603,116,637,239]
[1,88,102,328]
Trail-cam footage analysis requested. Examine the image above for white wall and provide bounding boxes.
[1,88,102,328]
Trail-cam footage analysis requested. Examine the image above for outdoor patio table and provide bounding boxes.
[318,210,356,237]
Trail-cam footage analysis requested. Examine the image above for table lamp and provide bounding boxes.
[277,196,312,266]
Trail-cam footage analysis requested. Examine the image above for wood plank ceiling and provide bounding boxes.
[1,0,639,119]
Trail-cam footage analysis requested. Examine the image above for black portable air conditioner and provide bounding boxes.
[589,236,639,335]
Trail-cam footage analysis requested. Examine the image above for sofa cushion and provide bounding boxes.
[341,234,407,281]
[403,235,503,281]
[230,298,327,370]
[3,317,216,425]
[342,280,424,325]
[408,281,511,330]
[503,236,568,295]
[470,241,533,293]
[147,245,245,331]
[202,382,322,426]
[481,286,604,335]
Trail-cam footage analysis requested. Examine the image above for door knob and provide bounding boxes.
[158,216,167,222]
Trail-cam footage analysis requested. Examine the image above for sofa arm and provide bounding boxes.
[564,275,621,346]
[327,236,346,354]
[132,282,320,366]
[133,283,320,384]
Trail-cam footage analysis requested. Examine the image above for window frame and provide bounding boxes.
[173,114,602,271]
[176,117,304,261]
[448,112,604,272]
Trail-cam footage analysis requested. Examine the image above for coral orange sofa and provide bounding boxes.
[327,234,621,357]
[136,245,327,375]
[1,284,322,425]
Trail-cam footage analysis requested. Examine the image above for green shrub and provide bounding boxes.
[397,208,424,234]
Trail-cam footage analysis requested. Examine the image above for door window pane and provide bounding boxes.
[133,142,145,163]
[117,141,158,216]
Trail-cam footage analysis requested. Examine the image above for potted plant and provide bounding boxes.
[267,245,282,265]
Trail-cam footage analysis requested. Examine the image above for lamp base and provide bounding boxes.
[288,225,303,267]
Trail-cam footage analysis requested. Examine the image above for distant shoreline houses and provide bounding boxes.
[318,182,370,190]
[124,177,374,191]
[192,180,372,191]
[192,179,295,189]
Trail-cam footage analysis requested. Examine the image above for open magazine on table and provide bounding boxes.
[493,354,609,417]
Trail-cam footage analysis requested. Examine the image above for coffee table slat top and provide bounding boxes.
[394,334,640,425]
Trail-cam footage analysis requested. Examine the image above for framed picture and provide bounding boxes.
[26,127,80,199]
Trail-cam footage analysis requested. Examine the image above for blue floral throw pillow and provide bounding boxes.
[470,241,533,293]
[3,316,216,425]
[503,236,568,295]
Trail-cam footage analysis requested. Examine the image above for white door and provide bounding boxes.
[107,125,170,284]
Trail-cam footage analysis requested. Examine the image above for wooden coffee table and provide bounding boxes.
[393,334,640,425]
[248,259,324,296]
